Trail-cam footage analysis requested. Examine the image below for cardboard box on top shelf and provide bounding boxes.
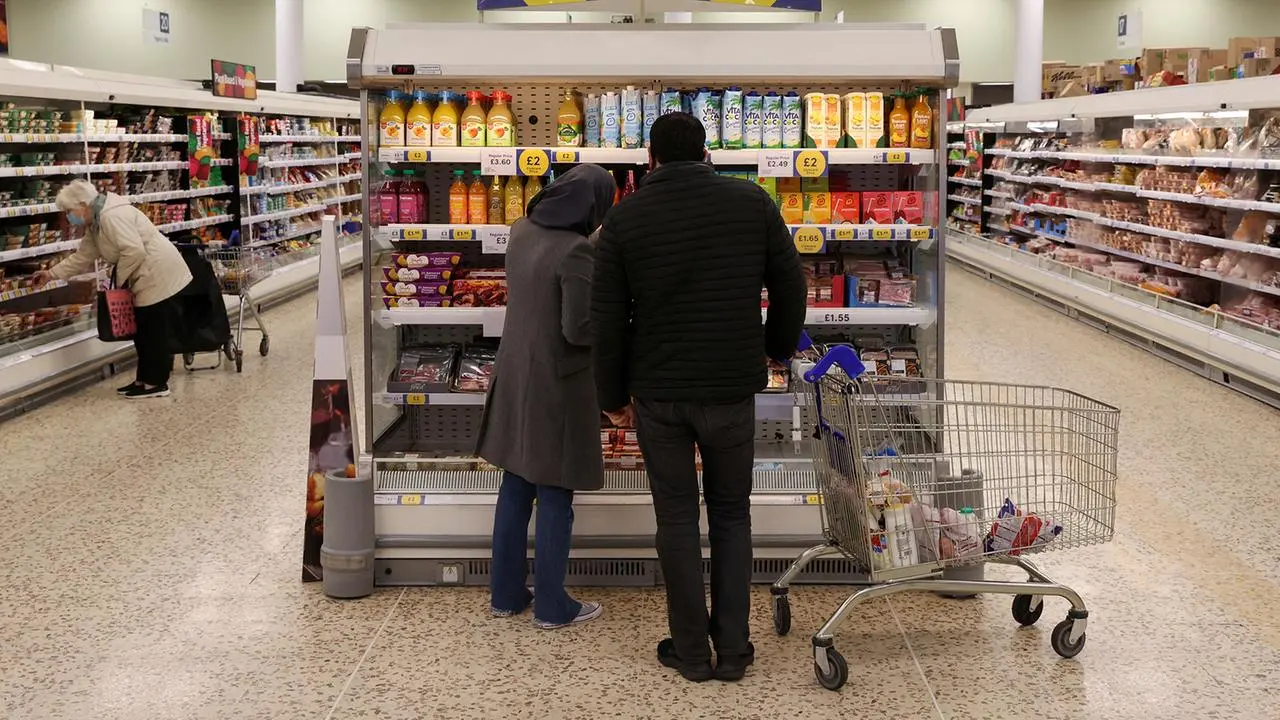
[1186,50,1229,83]
[1040,61,1069,93]
[1139,49,1168,76]
[1255,37,1280,59]
[1238,57,1280,78]
[1043,65,1084,93]
[1161,47,1211,73]
[1055,81,1089,98]
[1208,65,1234,82]
[1229,37,1260,66]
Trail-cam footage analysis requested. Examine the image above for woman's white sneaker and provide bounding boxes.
[533,601,602,630]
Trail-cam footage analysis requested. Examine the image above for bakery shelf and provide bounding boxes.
[0,240,81,263]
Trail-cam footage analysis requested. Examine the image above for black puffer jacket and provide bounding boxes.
[591,161,807,411]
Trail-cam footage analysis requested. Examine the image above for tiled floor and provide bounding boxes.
[2,267,1278,719]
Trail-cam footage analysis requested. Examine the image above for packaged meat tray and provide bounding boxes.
[452,279,508,307]
[388,344,460,393]
[453,344,498,393]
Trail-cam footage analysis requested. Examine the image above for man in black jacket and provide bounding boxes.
[592,112,807,683]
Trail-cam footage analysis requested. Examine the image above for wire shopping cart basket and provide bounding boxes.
[196,244,271,373]
[771,345,1119,691]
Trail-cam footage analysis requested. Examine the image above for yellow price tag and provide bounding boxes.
[793,149,828,178]
[554,150,580,163]
[831,227,855,241]
[401,228,424,241]
[517,148,550,177]
[884,150,908,164]
[871,227,893,240]
[805,494,824,505]
[909,227,931,240]
[405,149,430,162]
[451,229,475,240]
[791,226,826,254]
[405,393,427,405]
[400,494,423,506]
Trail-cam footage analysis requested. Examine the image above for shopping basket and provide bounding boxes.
[771,344,1119,691]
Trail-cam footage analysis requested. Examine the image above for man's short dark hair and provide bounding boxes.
[649,112,706,164]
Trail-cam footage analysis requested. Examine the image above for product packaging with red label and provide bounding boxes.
[893,191,924,224]
[862,192,894,224]
[831,192,861,223]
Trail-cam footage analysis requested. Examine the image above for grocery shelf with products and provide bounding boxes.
[349,23,957,586]
[0,59,362,413]
[948,76,1280,408]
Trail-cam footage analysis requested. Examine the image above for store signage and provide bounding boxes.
[757,149,828,178]
[1117,9,1142,50]
[699,0,821,8]
[211,60,258,101]
[791,226,826,254]
[143,8,170,46]
[478,0,820,9]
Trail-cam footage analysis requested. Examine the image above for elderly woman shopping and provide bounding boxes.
[34,179,192,399]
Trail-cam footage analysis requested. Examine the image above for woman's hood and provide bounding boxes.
[525,164,616,237]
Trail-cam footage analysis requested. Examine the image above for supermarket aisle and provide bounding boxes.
[1,270,1279,720]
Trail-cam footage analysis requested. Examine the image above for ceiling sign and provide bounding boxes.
[478,0,820,8]
[478,0,595,8]
[702,0,821,8]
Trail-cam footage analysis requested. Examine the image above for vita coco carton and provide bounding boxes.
[843,92,867,148]
[865,92,885,149]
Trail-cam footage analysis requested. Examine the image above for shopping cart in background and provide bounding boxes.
[772,344,1119,691]
[184,234,271,373]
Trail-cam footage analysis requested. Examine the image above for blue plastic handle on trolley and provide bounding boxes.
[802,343,867,383]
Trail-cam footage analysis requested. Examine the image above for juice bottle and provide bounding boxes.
[909,92,934,149]
[448,169,468,224]
[379,90,405,147]
[468,170,488,224]
[432,91,459,147]
[503,176,524,224]
[487,175,504,224]
[488,91,515,147]
[406,90,433,148]
[888,94,910,149]
[621,170,637,200]
[375,169,399,226]
[398,169,421,224]
[461,90,488,148]
[523,174,543,211]
[556,90,582,147]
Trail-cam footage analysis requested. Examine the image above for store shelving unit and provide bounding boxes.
[951,76,1280,408]
[350,22,958,586]
[0,59,363,413]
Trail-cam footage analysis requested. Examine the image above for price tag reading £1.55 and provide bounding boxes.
[480,148,518,176]
[482,227,510,255]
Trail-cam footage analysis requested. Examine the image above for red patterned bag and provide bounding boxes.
[97,270,136,342]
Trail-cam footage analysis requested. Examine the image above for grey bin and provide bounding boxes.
[321,468,375,599]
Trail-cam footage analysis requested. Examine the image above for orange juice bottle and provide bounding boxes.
[406,90,432,148]
[523,173,543,211]
[888,94,910,149]
[909,92,933,149]
[433,91,459,147]
[487,175,504,224]
[467,170,488,224]
[487,91,516,147]
[448,170,468,224]
[461,91,488,148]
[379,90,405,147]
[503,176,524,224]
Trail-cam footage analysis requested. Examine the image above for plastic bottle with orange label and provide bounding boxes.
[888,94,910,149]
[487,91,515,147]
[432,91,459,147]
[406,90,432,148]
[448,170,468,224]
[468,170,488,224]
[909,92,933,150]
[379,90,405,148]
[461,91,488,148]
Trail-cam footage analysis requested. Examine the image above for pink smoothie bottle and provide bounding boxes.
[376,169,400,226]
[398,169,420,224]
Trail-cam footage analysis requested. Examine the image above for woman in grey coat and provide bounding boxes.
[476,164,616,629]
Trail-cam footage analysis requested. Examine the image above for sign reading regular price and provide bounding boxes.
[757,149,829,178]
[481,148,518,176]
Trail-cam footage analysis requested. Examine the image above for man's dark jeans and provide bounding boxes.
[634,397,755,664]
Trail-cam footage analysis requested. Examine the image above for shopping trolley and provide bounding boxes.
[771,345,1119,691]
[194,241,271,373]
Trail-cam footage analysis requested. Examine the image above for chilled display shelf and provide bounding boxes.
[948,194,980,206]
[0,133,189,143]
[261,134,363,143]
[950,176,982,187]
[0,159,186,179]
[985,189,1014,199]
[244,173,361,196]
[260,156,348,169]
[374,391,807,415]
[986,206,1011,216]
[377,146,937,167]
[241,204,326,226]
[328,193,362,205]
[0,240,80,263]
[377,223,935,247]
[377,305,934,331]
[989,147,1280,171]
[0,279,70,302]
[155,214,234,234]
[245,223,323,248]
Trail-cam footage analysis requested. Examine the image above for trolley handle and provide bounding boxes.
[802,344,866,383]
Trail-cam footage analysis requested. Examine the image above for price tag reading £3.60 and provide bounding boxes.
[480,148,518,176]
[482,227,510,255]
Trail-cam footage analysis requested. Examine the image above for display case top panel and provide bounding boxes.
[349,23,960,87]
[967,75,1280,124]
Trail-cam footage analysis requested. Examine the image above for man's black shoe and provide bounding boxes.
[714,641,755,682]
[657,638,713,682]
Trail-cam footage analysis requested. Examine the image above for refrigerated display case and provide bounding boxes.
[348,22,959,585]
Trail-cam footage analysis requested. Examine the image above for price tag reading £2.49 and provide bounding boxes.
[757,149,794,178]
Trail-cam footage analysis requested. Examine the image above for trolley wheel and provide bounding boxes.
[813,647,848,691]
[772,594,792,636]
[235,349,244,373]
[1011,594,1044,627]
[182,353,195,368]
[1051,619,1086,659]
[259,336,270,357]
[223,339,235,361]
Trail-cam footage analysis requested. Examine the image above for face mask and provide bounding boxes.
[67,212,85,226]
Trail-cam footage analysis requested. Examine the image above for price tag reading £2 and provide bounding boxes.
[480,148,518,176]
[482,227,510,255]
[757,149,794,178]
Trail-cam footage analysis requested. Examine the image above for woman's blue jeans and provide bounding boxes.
[490,471,582,625]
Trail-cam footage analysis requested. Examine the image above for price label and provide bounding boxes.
[871,227,893,240]
[400,494,423,506]
[481,148,518,176]
[554,150,580,163]
[400,228,424,241]
[482,227,510,255]
[791,226,826,254]
[909,227,932,241]
[883,150,908,164]
[820,311,853,324]
[405,393,428,406]
[804,494,824,505]
[517,148,550,177]
[757,149,794,177]
[450,229,475,240]
[831,227,856,241]
[405,149,430,163]
[793,150,829,178]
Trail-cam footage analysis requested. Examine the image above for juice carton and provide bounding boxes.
[831,192,861,223]
[705,90,723,149]
[762,92,783,149]
[802,92,826,149]
[803,191,831,224]
[893,191,924,224]
[842,92,867,148]
[585,94,601,148]
[755,176,777,205]
[782,92,802,149]
[660,88,682,116]
[743,91,763,149]
[779,192,804,224]
[721,86,744,150]
[863,191,894,224]
[621,86,642,149]
[823,94,842,149]
[865,92,886,149]
[777,177,802,194]
[600,92,621,148]
[642,90,659,147]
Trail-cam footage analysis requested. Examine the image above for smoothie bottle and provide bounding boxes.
[487,91,515,147]
[461,91,488,147]
[503,176,524,224]
[448,169,468,224]
[406,90,432,147]
[468,170,488,224]
[910,92,934,149]
[487,175,504,224]
[888,94,910,149]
